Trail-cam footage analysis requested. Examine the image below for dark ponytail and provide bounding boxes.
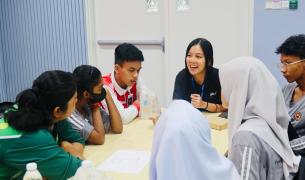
[4,70,76,132]
[5,89,53,131]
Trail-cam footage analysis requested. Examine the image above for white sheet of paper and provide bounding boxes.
[97,150,151,174]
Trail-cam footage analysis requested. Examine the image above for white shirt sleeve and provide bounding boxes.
[102,85,138,124]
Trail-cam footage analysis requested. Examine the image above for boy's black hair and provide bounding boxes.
[276,34,305,59]
[114,43,144,65]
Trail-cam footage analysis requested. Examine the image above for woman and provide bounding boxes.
[173,38,225,112]
[220,57,300,180]
[150,100,240,180]
[0,70,84,180]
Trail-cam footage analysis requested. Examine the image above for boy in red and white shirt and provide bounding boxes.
[100,43,146,124]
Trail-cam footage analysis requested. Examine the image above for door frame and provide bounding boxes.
[84,0,254,106]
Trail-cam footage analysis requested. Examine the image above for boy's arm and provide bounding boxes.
[103,85,138,124]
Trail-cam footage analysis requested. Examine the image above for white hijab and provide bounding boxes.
[219,57,300,178]
[150,100,240,180]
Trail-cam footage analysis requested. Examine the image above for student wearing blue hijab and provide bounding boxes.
[150,100,239,180]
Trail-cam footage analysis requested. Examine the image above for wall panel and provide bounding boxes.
[0,0,87,101]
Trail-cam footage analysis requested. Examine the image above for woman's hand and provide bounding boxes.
[190,94,206,109]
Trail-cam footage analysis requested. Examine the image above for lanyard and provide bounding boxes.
[191,78,205,98]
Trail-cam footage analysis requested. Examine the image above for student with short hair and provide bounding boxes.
[68,65,122,145]
[0,70,84,179]
[173,38,225,112]
[220,57,300,180]
[100,43,147,124]
[276,34,305,156]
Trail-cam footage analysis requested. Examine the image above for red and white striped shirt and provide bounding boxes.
[100,73,145,124]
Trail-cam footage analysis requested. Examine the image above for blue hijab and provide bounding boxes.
[150,100,239,180]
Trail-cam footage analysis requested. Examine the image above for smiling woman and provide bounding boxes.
[173,38,226,112]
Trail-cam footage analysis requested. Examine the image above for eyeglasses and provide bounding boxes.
[277,59,305,69]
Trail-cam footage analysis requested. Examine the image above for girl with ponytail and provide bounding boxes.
[0,70,84,180]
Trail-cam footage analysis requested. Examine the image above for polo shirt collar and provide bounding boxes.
[111,73,132,95]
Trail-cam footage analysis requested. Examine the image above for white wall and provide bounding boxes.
[164,0,254,105]
[253,0,305,86]
[86,0,254,106]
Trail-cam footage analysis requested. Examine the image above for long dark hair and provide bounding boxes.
[185,38,214,74]
[4,70,76,132]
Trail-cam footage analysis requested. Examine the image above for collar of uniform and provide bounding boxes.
[111,72,132,95]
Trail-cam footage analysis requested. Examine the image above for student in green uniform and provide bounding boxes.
[0,70,84,180]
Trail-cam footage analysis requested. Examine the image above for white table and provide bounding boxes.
[84,114,228,180]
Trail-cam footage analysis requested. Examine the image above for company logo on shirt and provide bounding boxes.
[294,111,302,121]
[209,92,217,97]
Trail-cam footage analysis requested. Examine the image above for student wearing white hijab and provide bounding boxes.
[150,100,240,180]
[219,57,300,180]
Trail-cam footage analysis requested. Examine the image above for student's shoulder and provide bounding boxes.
[232,131,263,152]
[207,66,219,76]
[233,130,260,141]
[176,69,191,80]
[205,66,220,87]
[102,73,112,84]
[177,68,188,75]
[21,129,55,145]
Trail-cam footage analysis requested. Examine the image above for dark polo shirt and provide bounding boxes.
[173,66,222,110]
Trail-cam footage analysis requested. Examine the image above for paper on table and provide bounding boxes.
[97,150,150,174]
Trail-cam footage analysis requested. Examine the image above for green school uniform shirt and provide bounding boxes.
[0,118,85,180]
